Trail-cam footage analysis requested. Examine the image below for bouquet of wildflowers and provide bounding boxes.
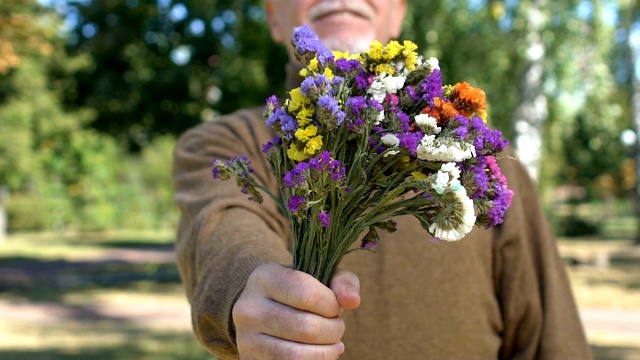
[212,25,514,286]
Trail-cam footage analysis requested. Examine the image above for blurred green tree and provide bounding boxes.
[64,0,288,150]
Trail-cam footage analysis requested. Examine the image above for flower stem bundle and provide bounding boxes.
[212,25,514,286]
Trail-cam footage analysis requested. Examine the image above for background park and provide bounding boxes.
[1,0,640,358]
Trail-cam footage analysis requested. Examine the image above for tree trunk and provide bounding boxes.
[513,1,548,182]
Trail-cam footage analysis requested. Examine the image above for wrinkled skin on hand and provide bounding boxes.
[232,264,361,359]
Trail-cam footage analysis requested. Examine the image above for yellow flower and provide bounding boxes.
[333,50,362,61]
[405,52,418,71]
[412,171,428,180]
[296,105,315,126]
[304,135,323,155]
[375,63,395,75]
[384,41,403,60]
[333,50,350,59]
[299,58,319,77]
[367,40,384,61]
[287,143,309,161]
[295,125,318,142]
[323,67,334,80]
[288,87,308,112]
[402,41,418,56]
[478,110,488,123]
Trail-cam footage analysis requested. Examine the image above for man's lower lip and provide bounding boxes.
[313,12,367,22]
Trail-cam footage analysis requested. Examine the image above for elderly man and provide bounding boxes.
[173,0,592,359]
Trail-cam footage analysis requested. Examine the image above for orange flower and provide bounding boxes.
[422,98,459,126]
[452,82,487,117]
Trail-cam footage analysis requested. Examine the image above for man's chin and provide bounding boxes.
[320,35,374,54]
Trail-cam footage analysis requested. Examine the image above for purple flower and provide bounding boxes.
[288,195,306,212]
[347,118,365,132]
[262,137,282,154]
[406,85,420,102]
[419,69,443,105]
[346,96,367,116]
[318,212,331,228]
[470,116,509,154]
[355,74,371,90]
[318,95,340,114]
[318,95,346,125]
[284,162,311,187]
[300,75,331,98]
[398,132,422,156]
[292,24,334,65]
[486,183,514,228]
[266,108,298,137]
[279,112,299,136]
[484,156,514,228]
[265,95,279,110]
[335,58,363,73]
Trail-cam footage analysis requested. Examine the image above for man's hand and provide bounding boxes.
[232,263,361,359]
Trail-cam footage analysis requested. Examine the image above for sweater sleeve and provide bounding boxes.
[494,149,592,359]
[173,109,292,359]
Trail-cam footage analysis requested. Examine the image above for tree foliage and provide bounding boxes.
[64,0,287,150]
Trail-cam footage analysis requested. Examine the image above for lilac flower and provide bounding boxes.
[262,137,282,154]
[266,108,298,137]
[347,118,365,132]
[335,58,363,73]
[406,85,420,102]
[484,156,514,228]
[346,96,367,116]
[419,69,443,105]
[279,112,299,137]
[292,24,334,65]
[464,156,489,199]
[265,95,279,110]
[318,95,340,114]
[318,95,346,125]
[355,73,371,90]
[318,212,331,228]
[300,75,332,98]
[360,229,379,250]
[398,132,422,156]
[284,162,311,187]
[288,195,307,212]
[470,116,509,154]
[368,99,384,111]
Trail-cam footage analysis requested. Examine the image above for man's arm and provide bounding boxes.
[173,109,360,359]
[173,110,293,357]
[495,150,592,359]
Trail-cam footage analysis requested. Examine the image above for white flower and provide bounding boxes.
[383,149,400,158]
[432,162,461,194]
[440,162,461,180]
[373,109,385,125]
[416,135,476,162]
[381,134,400,147]
[428,188,476,241]
[367,73,406,103]
[367,77,387,102]
[426,57,440,71]
[432,170,449,194]
[382,75,405,94]
[414,114,441,134]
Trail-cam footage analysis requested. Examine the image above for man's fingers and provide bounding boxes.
[247,334,345,360]
[260,299,345,344]
[256,264,342,318]
[330,268,361,310]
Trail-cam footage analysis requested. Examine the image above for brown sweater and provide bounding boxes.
[173,69,592,359]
